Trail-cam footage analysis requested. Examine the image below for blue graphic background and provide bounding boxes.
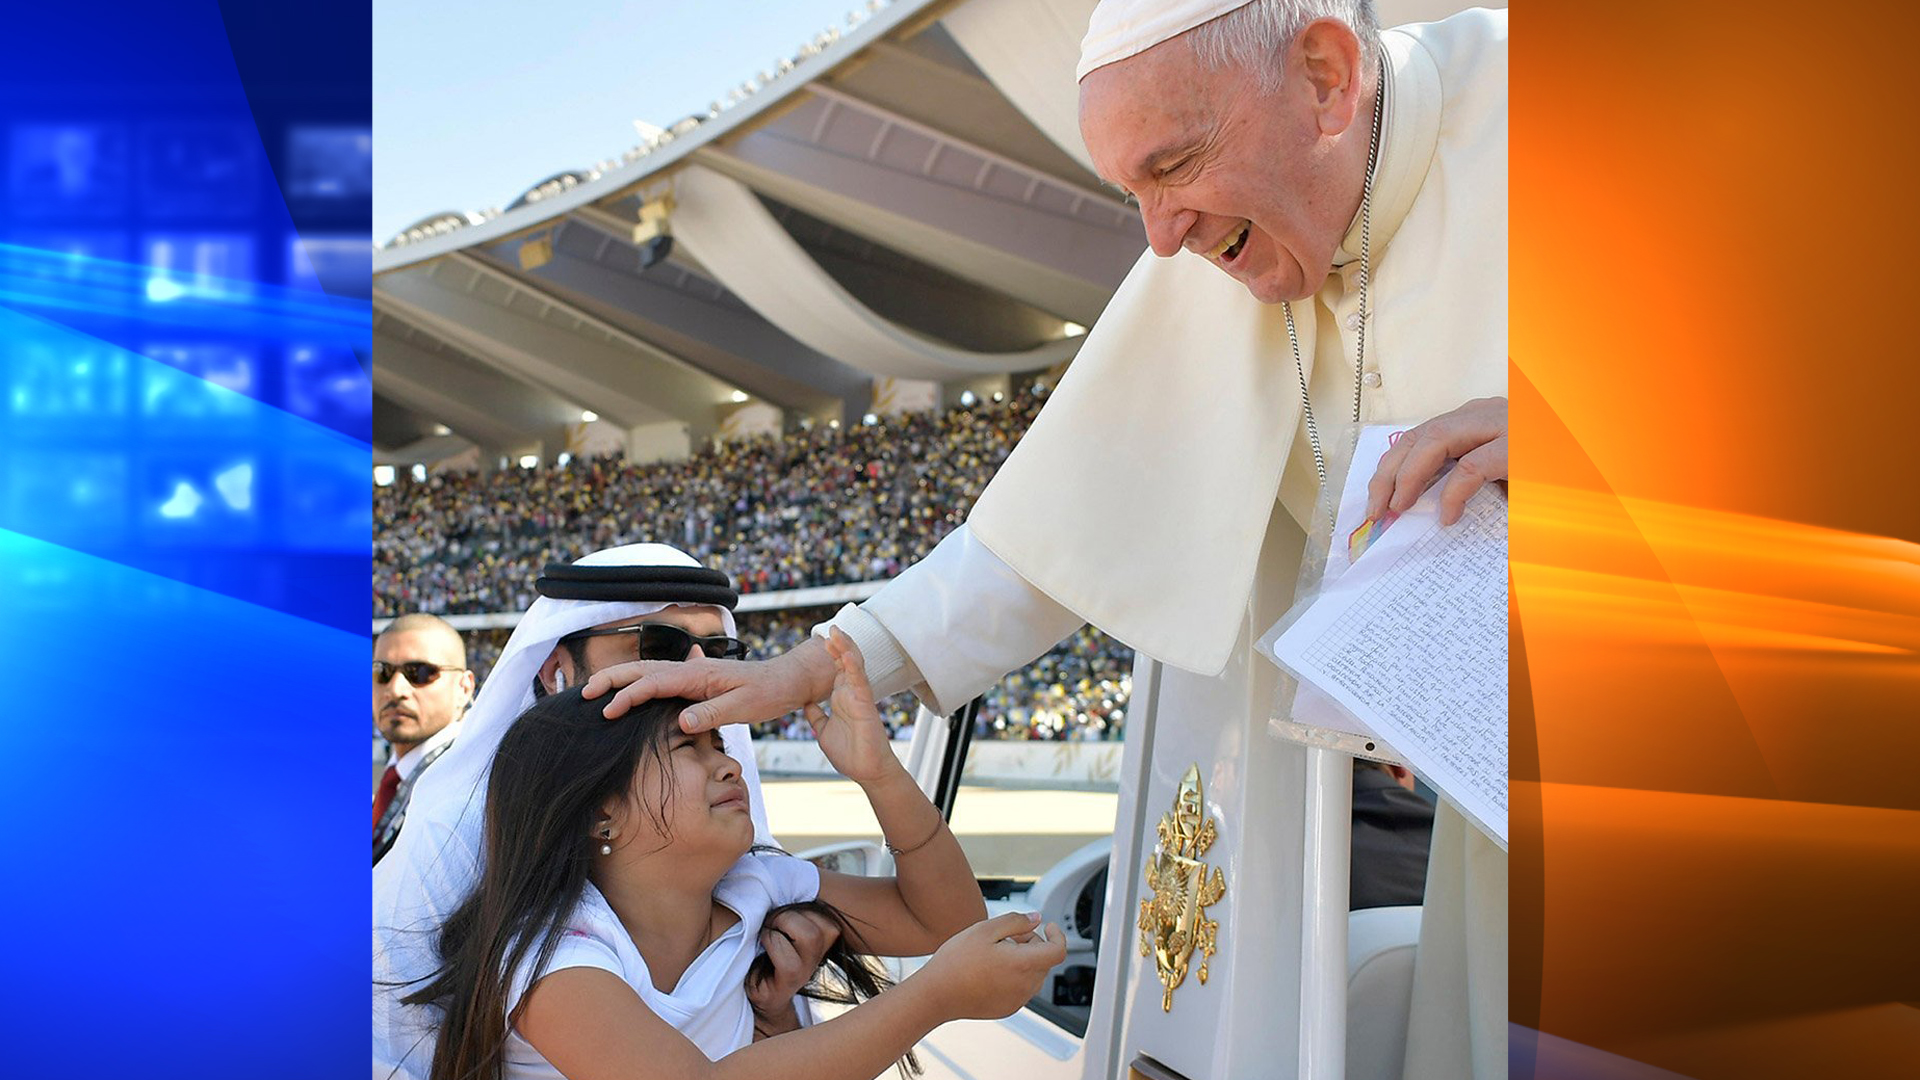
[0,2,367,1074]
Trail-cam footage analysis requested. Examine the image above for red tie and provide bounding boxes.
[372,765,401,833]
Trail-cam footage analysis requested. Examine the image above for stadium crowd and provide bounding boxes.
[377,390,1133,742]
[374,393,1046,616]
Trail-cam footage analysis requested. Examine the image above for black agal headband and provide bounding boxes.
[534,562,739,609]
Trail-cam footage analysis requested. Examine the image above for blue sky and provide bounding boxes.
[375,0,860,242]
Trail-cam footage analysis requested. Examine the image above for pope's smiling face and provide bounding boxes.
[1079,18,1373,305]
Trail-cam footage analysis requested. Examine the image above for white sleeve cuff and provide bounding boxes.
[813,604,923,704]
[837,525,1085,716]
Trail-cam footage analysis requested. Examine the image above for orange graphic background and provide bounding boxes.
[1515,2,1920,1076]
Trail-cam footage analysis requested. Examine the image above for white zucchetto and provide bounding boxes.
[1076,0,1258,81]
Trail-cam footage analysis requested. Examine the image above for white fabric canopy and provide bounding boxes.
[669,163,1080,381]
[942,0,1101,174]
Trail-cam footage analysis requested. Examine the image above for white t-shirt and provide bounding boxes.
[501,852,821,1076]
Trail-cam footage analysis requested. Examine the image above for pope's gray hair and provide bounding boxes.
[1186,0,1382,92]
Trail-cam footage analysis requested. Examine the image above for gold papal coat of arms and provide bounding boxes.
[1137,764,1227,1011]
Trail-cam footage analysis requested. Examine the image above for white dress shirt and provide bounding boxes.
[387,718,461,785]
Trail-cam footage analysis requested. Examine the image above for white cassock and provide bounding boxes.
[821,9,1508,1079]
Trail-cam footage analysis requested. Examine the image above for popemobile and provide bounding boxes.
[796,645,1426,1080]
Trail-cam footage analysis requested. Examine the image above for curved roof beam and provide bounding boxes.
[700,86,1140,324]
[372,393,444,452]
[375,253,729,431]
[842,28,1098,187]
[507,224,872,413]
[373,317,582,439]
[372,339,536,452]
[940,0,1100,174]
[670,163,1081,381]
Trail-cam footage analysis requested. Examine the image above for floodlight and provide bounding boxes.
[638,234,673,269]
[632,194,675,242]
[518,235,553,271]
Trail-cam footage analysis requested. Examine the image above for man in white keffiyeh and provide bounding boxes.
[372,543,807,1078]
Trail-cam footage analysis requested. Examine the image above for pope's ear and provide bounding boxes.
[1296,17,1364,130]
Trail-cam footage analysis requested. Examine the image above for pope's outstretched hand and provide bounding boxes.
[581,633,838,732]
[1365,395,1508,526]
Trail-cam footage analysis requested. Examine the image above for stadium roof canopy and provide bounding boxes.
[372,0,1144,465]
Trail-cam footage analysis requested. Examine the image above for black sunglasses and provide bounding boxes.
[373,660,467,686]
[558,622,748,661]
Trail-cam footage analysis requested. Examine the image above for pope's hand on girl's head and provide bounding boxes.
[582,657,732,719]
[1364,395,1509,526]
[578,658,681,699]
[563,630,864,728]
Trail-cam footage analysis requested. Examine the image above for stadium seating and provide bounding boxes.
[374,391,1043,615]
[377,388,1132,741]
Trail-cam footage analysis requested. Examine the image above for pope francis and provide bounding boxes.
[588,2,1508,1077]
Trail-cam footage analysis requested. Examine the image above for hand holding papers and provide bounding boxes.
[1259,424,1509,848]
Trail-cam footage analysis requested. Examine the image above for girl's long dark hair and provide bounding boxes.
[398,689,916,1080]
[747,893,920,1078]
[744,887,917,1068]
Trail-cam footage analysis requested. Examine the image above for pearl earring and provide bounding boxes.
[599,829,613,856]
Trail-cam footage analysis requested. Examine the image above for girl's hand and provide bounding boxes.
[915,911,1067,1021]
[805,629,900,787]
[746,907,841,1039]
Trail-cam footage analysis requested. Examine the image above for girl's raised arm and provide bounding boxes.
[806,630,986,956]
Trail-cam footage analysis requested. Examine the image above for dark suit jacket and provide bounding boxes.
[1350,767,1435,910]
[374,740,451,866]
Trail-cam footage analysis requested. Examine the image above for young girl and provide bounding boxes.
[405,630,1065,1080]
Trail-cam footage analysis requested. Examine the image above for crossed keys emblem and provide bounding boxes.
[1137,764,1227,1012]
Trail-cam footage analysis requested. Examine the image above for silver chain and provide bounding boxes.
[1285,58,1386,510]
